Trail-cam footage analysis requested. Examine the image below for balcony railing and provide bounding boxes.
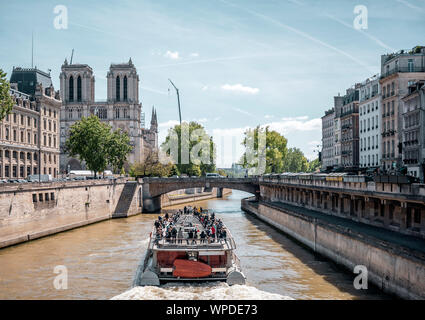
[381,66,425,79]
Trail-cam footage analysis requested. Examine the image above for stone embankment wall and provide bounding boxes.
[241,198,425,300]
[0,179,141,248]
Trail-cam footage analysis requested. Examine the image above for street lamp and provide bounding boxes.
[168,79,182,125]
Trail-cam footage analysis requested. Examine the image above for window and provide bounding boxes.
[123,76,128,101]
[32,194,37,203]
[27,132,31,144]
[69,76,74,102]
[408,59,414,72]
[116,76,120,101]
[77,76,82,102]
[115,108,120,119]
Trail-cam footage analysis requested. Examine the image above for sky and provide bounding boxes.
[1,0,424,167]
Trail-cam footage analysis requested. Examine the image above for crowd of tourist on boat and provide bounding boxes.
[153,206,228,244]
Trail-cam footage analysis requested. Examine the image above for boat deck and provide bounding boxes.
[150,212,236,251]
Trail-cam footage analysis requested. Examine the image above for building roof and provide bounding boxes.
[10,67,53,97]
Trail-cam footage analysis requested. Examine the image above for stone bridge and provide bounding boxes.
[141,177,260,212]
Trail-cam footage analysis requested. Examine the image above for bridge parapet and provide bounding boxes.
[141,177,259,184]
[260,175,425,199]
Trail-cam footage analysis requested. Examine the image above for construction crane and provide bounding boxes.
[70,49,74,64]
[168,78,182,125]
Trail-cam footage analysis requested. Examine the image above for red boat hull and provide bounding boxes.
[173,259,212,278]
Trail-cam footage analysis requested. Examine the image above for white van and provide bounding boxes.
[205,173,222,178]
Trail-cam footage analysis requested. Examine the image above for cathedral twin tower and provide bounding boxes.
[59,58,158,172]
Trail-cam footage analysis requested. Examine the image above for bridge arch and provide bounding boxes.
[141,177,259,212]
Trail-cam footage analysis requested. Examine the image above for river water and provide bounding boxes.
[0,191,389,300]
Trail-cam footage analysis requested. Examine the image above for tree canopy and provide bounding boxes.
[65,115,132,176]
[161,121,216,176]
[241,126,321,174]
[129,149,176,177]
[0,69,14,122]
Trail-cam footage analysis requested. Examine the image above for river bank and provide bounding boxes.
[241,197,425,300]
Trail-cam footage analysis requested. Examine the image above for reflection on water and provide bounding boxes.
[0,191,389,299]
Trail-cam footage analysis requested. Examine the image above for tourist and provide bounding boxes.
[177,228,183,244]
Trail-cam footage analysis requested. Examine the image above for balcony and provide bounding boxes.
[381,129,396,137]
[380,66,425,79]
[403,159,418,164]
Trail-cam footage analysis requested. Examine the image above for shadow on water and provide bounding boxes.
[240,209,394,300]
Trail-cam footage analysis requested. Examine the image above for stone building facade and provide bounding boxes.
[321,108,334,170]
[359,75,381,169]
[401,81,425,181]
[379,46,425,171]
[333,95,343,168]
[340,84,360,169]
[0,67,61,179]
[59,58,158,172]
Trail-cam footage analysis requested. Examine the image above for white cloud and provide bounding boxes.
[164,51,180,60]
[202,85,208,91]
[190,52,199,57]
[264,114,273,119]
[267,117,321,134]
[221,83,259,94]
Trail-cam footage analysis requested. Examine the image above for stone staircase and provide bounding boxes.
[112,181,138,218]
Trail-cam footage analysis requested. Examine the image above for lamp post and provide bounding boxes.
[168,79,182,125]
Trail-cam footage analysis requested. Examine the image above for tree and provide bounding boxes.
[283,147,308,173]
[0,69,14,121]
[161,121,216,176]
[307,158,321,172]
[105,128,133,173]
[65,115,133,176]
[129,149,175,177]
[241,126,288,174]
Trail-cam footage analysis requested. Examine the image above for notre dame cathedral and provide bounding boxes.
[59,58,158,172]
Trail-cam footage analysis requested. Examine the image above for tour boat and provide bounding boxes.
[134,208,246,286]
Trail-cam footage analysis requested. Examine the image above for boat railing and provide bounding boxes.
[152,236,236,250]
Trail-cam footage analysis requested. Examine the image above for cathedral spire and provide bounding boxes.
[151,106,158,132]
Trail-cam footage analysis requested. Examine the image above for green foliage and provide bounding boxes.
[241,126,287,174]
[283,147,308,173]
[241,127,318,174]
[307,158,321,172]
[65,115,133,176]
[161,121,216,176]
[0,69,14,122]
[217,169,227,176]
[129,150,176,177]
[105,128,133,173]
